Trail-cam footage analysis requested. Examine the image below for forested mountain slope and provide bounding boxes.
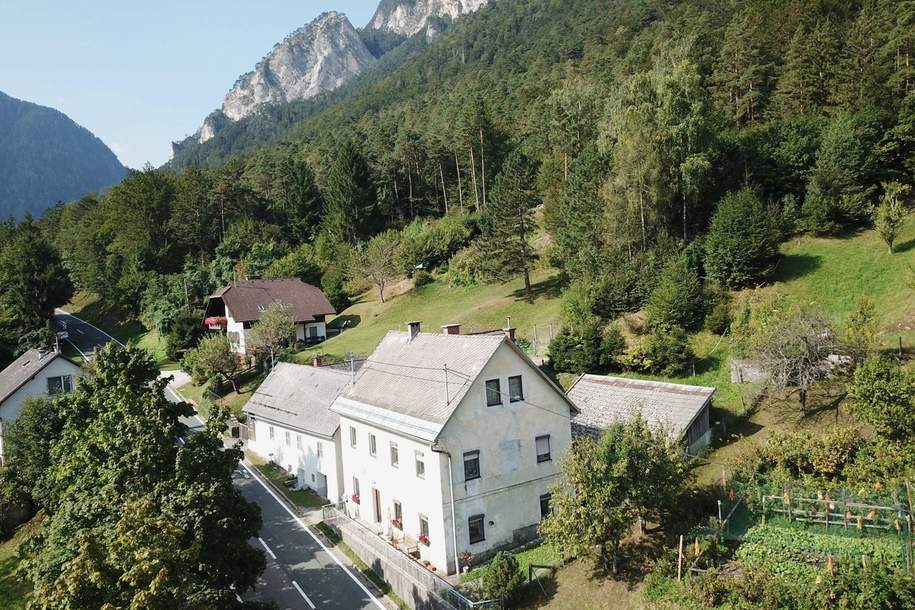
[0,91,126,220]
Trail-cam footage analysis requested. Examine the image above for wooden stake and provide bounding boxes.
[677,535,684,581]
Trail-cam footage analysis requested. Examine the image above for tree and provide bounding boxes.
[249,303,295,367]
[348,230,401,304]
[847,356,915,440]
[481,552,525,607]
[321,139,379,244]
[0,397,63,506]
[844,296,879,364]
[478,150,538,296]
[20,344,266,608]
[874,181,910,253]
[265,243,323,286]
[540,416,689,574]
[0,223,73,331]
[182,334,243,392]
[548,323,625,374]
[646,254,706,331]
[704,188,778,288]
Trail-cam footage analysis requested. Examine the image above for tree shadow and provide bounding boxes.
[772,253,822,283]
[510,274,564,301]
[893,237,915,253]
[330,314,362,331]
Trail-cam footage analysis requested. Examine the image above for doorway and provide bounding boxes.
[373,488,382,523]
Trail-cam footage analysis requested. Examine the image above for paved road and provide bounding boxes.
[165,386,386,610]
[53,308,121,358]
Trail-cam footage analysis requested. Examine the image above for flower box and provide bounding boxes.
[392,518,402,529]
[418,533,430,546]
[351,494,360,504]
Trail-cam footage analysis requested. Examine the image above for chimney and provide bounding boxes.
[441,323,461,335]
[312,354,322,368]
[502,316,515,342]
[407,321,422,341]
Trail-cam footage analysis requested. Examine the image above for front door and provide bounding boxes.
[315,472,328,499]
[373,488,382,523]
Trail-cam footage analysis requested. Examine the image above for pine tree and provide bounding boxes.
[774,20,841,116]
[479,150,538,296]
[321,139,378,244]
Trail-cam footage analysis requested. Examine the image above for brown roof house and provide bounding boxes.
[203,279,336,355]
[567,375,714,455]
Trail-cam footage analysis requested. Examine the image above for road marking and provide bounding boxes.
[55,309,124,346]
[292,581,316,609]
[238,461,385,609]
[258,537,277,560]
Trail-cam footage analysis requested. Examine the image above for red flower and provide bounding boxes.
[351,494,360,504]
[392,518,402,529]
[418,533,430,545]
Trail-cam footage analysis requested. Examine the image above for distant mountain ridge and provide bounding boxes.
[0,91,126,220]
[176,0,494,154]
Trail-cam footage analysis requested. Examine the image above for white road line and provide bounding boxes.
[238,461,385,609]
[258,537,277,560]
[55,308,124,347]
[292,581,316,609]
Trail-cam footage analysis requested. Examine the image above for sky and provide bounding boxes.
[0,0,378,168]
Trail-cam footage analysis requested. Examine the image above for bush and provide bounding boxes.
[413,270,434,287]
[646,254,706,331]
[704,290,732,335]
[481,551,525,606]
[847,356,915,440]
[622,324,694,376]
[321,267,350,312]
[446,242,488,286]
[548,323,625,374]
[165,312,205,361]
[705,188,779,289]
[399,214,478,275]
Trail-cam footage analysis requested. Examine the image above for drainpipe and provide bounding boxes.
[432,443,459,575]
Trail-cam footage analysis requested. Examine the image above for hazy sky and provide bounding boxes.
[0,1,378,168]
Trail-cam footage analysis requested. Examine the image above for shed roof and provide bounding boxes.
[567,375,715,441]
[243,362,350,437]
[0,349,78,407]
[207,279,335,323]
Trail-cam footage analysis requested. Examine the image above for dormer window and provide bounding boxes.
[257,304,266,313]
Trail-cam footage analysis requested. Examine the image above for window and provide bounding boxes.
[349,426,357,448]
[285,431,291,446]
[369,433,377,457]
[390,442,399,467]
[296,435,302,449]
[415,451,426,479]
[508,375,524,402]
[419,514,429,539]
[468,514,485,544]
[269,426,275,440]
[485,379,502,406]
[536,435,551,463]
[316,442,323,458]
[308,325,319,338]
[352,477,360,502]
[540,493,552,520]
[463,450,480,481]
[47,375,74,395]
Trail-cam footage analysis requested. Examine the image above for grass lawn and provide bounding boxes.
[178,368,264,420]
[0,518,41,610]
[65,292,177,369]
[461,542,561,583]
[294,268,563,363]
[515,556,646,610]
[245,453,327,509]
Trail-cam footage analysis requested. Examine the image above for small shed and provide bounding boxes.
[567,375,714,454]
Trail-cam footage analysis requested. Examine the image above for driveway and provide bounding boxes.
[53,308,121,358]
[165,383,389,610]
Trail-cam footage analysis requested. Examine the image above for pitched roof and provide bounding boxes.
[567,375,714,441]
[243,362,351,437]
[331,330,576,441]
[0,349,78,406]
[208,279,335,323]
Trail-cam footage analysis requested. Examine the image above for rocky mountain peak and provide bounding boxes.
[368,0,493,37]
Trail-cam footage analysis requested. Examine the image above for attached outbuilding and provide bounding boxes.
[0,348,83,462]
[567,375,714,454]
[243,361,351,501]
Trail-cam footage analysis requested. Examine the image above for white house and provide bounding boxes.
[330,322,576,575]
[567,375,714,454]
[203,279,336,355]
[0,348,82,462]
[243,360,351,501]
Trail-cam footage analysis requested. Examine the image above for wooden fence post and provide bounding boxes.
[677,535,684,581]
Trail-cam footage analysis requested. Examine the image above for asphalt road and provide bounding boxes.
[165,386,385,610]
[53,308,122,358]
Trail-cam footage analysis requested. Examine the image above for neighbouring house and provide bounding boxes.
[567,375,714,454]
[330,322,576,575]
[203,279,336,355]
[243,359,352,501]
[0,348,83,462]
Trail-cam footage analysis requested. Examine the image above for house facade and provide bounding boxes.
[567,375,714,454]
[0,348,82,462]
[243,361,351,501]
[330,322,575,575]
[203,279,336,355]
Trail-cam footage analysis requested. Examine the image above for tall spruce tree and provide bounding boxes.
[321,139,378,244]
[479,150,538,296]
